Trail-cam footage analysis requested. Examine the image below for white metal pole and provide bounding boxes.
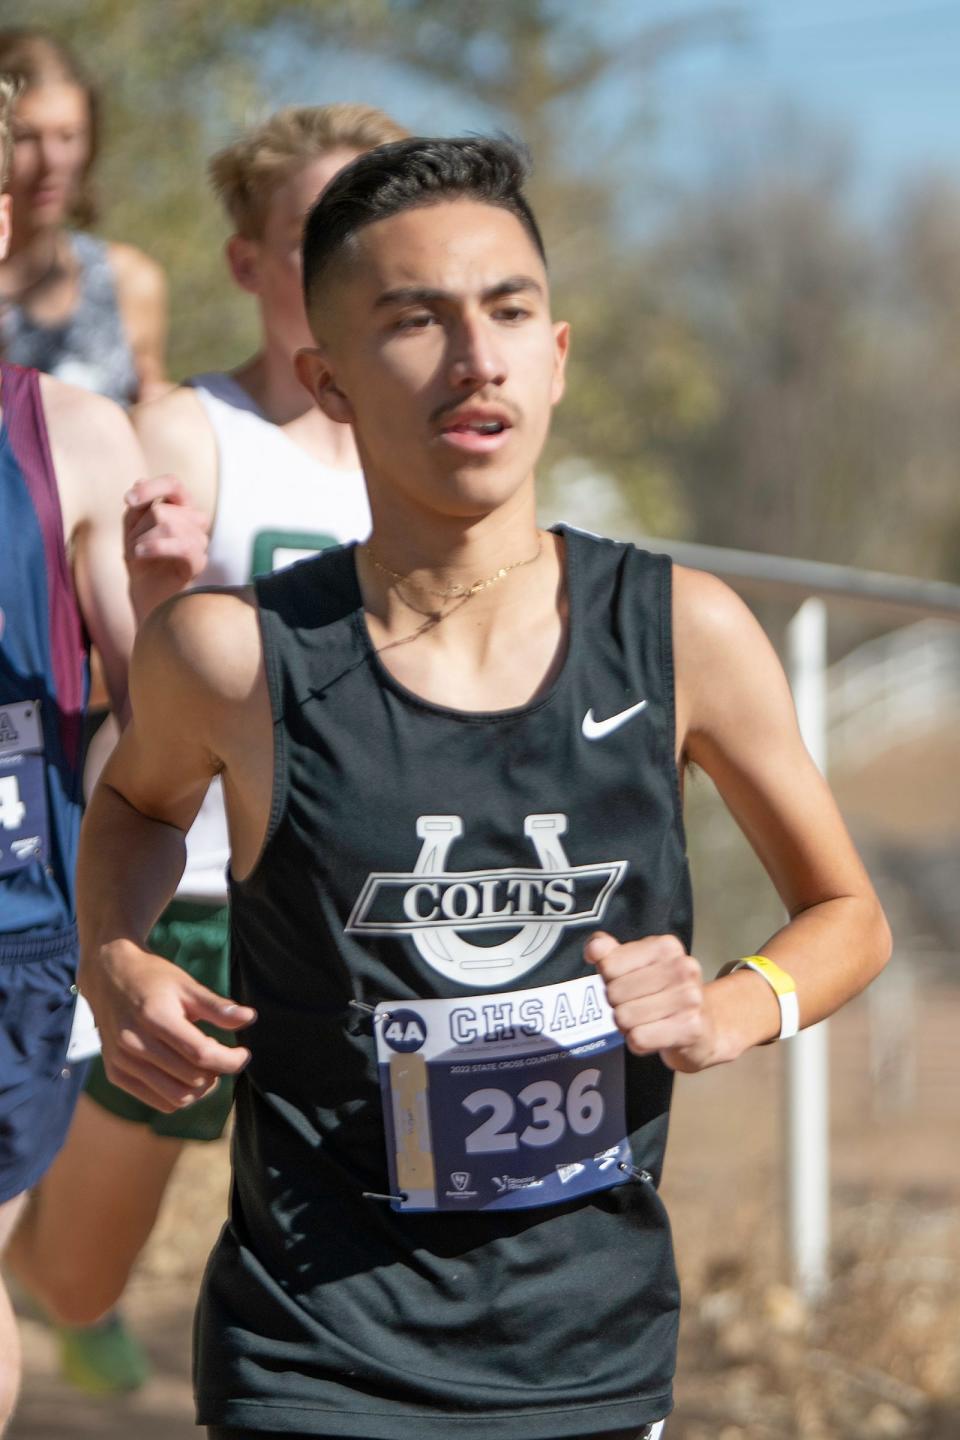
[785,597,830,1300]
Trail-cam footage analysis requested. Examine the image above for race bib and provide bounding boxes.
[0,700,49,879]
[375,973,631,1213]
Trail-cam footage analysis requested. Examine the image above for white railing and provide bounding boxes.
[630,533,960,1300]
[828,620,960,768]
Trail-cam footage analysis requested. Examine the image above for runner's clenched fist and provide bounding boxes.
[123,474,210,618]
[585,931,718,1073]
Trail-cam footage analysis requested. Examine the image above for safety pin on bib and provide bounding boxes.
[348,999,392,1024]
[618,1162,653,1185]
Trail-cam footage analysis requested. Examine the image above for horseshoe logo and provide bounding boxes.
[409,814,571,985]
[346,813,627,989]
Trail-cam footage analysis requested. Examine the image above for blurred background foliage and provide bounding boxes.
[4,0,960,581]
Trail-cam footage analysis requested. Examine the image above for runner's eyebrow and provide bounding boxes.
[484,277,544,303]
[374,276,544,309]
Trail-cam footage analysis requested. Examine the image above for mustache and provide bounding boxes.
[428,395,520,427]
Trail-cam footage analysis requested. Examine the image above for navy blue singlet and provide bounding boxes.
[0,361,88,951]
[0,361,91,1205]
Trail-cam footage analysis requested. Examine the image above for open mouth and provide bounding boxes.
[438,417,512,453]
[443,419,507,436]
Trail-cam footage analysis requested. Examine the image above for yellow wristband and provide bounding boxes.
[718,955,799,1040]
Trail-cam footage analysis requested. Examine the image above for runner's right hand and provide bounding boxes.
[79,940,256,1112]
[123,474,211,621]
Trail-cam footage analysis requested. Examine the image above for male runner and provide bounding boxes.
[0,75,209,1431]
[77,137,891,1439]
[7,103,406,1387]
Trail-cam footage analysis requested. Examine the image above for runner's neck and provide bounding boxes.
[362,483,541,597]
[357,525,568,712]
[230,347,360,470]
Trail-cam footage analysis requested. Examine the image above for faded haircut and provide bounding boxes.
[302,135,547,312]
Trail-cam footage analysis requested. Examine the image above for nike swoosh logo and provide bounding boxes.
[581,700,649,741]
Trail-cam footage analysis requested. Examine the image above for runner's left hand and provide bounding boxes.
[585,931,717,1073]
[124,475,210,620]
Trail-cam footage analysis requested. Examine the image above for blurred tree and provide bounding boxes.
[886,178,960,582]
[338,2,741,228]
[656,137,878,563]
[649,115,960,580]
[334,0,741,530]
[0,0,378,377]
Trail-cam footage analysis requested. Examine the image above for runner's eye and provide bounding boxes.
[395,313,437,332]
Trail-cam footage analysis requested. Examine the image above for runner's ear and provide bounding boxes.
[294,347,353,424]
[225,234,260,296]
[551,321,570,406]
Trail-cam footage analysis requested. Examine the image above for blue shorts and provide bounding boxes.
[0,924,88,1207]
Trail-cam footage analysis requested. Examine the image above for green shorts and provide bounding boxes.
[84,899,234,1142]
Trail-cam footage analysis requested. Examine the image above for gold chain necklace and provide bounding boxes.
[365,534,543,601]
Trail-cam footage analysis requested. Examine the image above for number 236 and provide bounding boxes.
[463,1068,604,1155]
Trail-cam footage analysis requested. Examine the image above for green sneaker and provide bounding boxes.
[57,1312,150,1394]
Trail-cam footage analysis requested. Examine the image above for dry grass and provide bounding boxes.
[670,1200,960,1438]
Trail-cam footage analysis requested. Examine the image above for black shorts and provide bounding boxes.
[0,926,87,1206]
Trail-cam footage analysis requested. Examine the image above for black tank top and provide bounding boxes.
[195,526,691,1438]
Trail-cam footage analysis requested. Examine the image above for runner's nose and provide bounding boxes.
[448,314,506,390]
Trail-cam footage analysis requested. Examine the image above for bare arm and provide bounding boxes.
[131,382,218,522]
[590,566,891,1071]
[110,242,169,402]
[77,590,264,1109]
[44,378,139,717]
[43,376,210,715]
[124,388,217,619]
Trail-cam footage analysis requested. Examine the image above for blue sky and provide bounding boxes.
[660,1,960,209]
[258,2,960,225]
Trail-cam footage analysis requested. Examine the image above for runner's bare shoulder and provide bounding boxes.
[37,373,142,534]
[671,562,749,636]
[671,562,797,763]
[107,241,166,307]
[135,586,262,707]
[131,383,216,510]
[37,370,132,452]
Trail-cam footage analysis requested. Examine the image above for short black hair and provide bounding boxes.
[302,135,546,312]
